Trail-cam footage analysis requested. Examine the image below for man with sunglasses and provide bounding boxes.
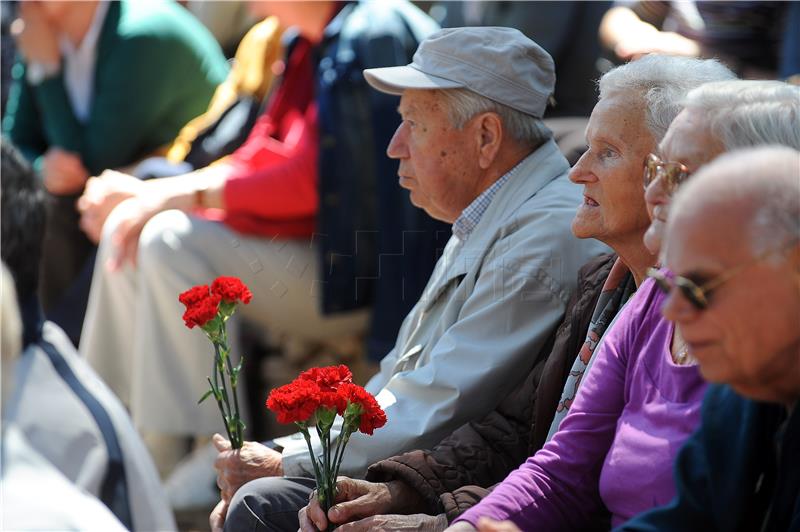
[619,146,800,532]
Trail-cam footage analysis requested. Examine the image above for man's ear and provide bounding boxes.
[475,112,503,170]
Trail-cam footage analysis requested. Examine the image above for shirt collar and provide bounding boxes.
[451,154,528,242]
[59,0,109,59]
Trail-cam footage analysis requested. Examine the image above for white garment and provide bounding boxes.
[59,0,109,122]
[1,424,127,532]
[80,204,369,435]
[7,321,176,532]
[277,140,610,477]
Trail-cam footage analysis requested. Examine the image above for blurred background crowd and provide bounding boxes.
[0,1,798,531]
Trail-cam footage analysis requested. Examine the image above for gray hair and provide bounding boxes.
[599,55,736,141]
[682,80,800,151]
[435,88,552,149]
[671,146,800,257]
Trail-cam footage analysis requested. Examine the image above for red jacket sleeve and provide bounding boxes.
[223,103,318,220]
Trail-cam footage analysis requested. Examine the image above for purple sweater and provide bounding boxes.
[456,278,707,529]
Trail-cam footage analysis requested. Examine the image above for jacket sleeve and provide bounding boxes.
[281,231,573,478]
[222,104,318,220]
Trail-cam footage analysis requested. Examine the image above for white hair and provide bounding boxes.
[599,55,736,141]
[682,80,800,151]
[435,88,552,149]
[672,146,800,257]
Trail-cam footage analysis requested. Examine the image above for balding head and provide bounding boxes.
[661,146,800,405]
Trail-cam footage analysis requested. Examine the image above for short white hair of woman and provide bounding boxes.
[682,80,800,151]
[598,55,736,142]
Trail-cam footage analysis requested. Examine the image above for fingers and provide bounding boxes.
[209,500,227,532]
[302,493,328,531]
[212,433,232,452]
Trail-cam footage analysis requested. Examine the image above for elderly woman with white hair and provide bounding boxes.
[445,79,800,532]
[298,54,733,532]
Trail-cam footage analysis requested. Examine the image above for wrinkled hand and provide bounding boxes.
[299,478,429,532]
[209,499,227,532]
[308,513,449,532]
[42,148,89,196]
[12,2,60,67]
[78,170,145,244]
[213,434,283,504]
[104,196,163,271]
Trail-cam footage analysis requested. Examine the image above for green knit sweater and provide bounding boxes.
[3,0,228,176]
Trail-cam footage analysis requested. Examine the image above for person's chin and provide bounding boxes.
[571,211,600,239]
[643,223,663,255]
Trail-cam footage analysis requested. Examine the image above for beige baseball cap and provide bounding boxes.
[363,26,555,119]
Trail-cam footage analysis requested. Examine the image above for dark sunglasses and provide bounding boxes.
[643,153,691,193]
[648,241,799,309]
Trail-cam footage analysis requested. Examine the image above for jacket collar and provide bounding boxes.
[422,139,569,305]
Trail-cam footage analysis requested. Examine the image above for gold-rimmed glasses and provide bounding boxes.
[643,153,691,193]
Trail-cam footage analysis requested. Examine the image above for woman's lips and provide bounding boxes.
[583,196,599,207]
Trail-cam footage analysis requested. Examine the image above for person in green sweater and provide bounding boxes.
[2,0,228,333]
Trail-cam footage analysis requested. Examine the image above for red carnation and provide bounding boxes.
[179,285,221,329]
[211,276,252,304]
[266,379,322,424]
[338,382,387,435]
[299,365,353,391]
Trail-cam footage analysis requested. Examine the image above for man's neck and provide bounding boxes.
[60,1,100,48]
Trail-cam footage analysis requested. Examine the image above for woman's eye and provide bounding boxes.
[599,148,617,160]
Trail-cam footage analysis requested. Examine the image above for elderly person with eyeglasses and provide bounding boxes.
[618,146,800,532]
[440,80,800,532]
[298,55,733,532]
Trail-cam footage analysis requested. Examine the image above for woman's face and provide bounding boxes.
[569,92,655,250]
[644,108,726,255]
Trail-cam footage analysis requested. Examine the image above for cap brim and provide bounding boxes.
[364,65,463,95]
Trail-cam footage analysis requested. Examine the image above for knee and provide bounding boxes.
[225,477,305,532]
[138,210,192,270]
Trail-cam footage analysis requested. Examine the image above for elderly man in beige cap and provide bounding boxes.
[211,27,606,531]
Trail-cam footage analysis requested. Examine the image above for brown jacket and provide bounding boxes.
[366,253,619,521]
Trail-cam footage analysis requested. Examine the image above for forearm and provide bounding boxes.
[599,6,657,50]
[143,163,230,211]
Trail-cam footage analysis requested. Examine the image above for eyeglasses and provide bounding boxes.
[648,240,799,310]
[643,153,691,193]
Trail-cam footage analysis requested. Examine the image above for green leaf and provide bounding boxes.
[197,389,214,404]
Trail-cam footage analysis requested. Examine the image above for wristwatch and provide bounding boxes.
[26,61,60,86]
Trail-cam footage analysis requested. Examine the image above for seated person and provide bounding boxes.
[0,141,175,531]
[619,146,800,531]
[211,26,608,532]
[297,54,735,532]
[78,1,449,489]
[2,0,228,318]
[437,77,800,532]
[1,264,126,532]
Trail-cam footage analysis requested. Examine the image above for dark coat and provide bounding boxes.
[366,253,618,520]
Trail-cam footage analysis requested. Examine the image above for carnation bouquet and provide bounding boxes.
[178,276,252,449]
[267,365,386,524]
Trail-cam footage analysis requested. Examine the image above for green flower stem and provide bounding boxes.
[207,377,235,443]
[332,428,354,483]
[298,425,325,503]
[220,332,244,448]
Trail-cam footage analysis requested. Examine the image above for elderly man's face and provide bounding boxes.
[569,92,653,248]
[644,108,725,254]
[387,90,483,223]
[662,211,800,402]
